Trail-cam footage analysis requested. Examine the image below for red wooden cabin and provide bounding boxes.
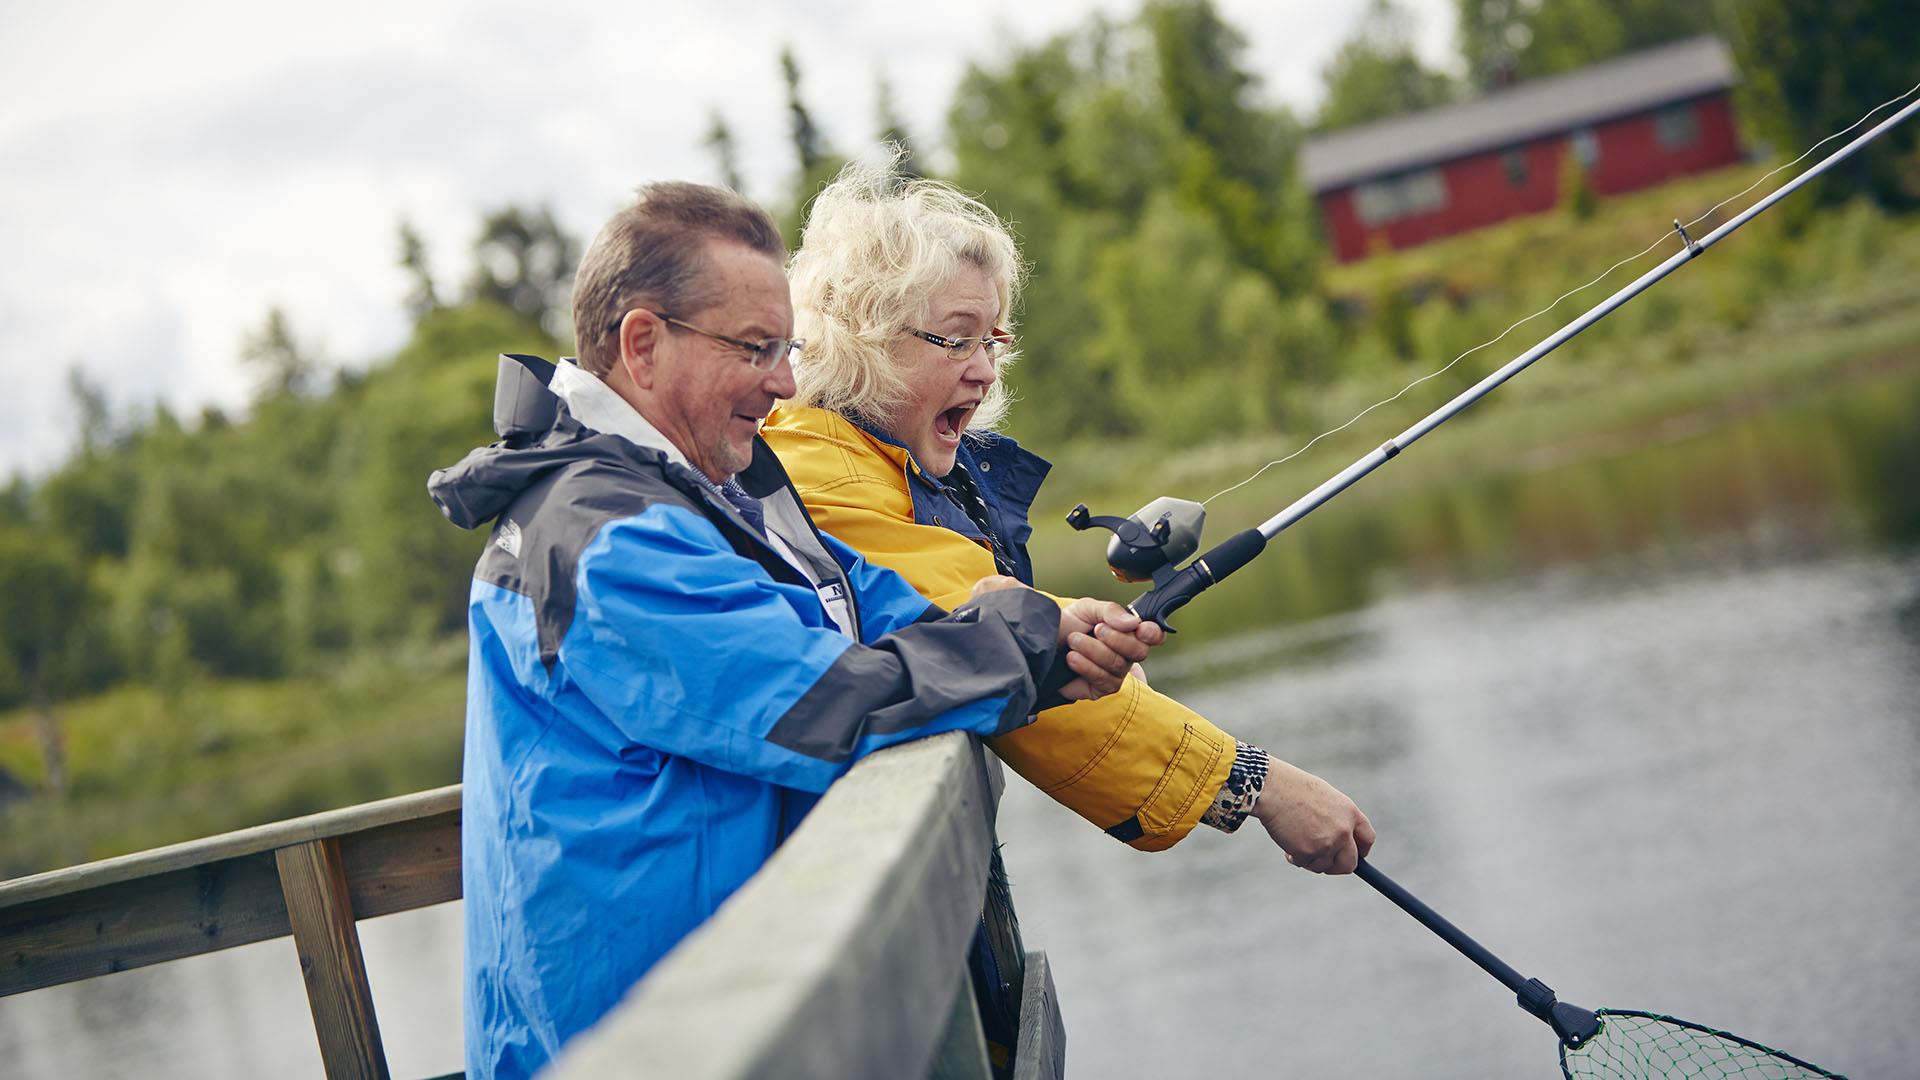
[1302,36,1743,263]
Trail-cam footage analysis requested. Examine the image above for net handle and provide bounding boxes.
[1356,860,1529,992]
[1356,859,1600,1047]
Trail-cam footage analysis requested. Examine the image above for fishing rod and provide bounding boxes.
[1066,93,1920,630]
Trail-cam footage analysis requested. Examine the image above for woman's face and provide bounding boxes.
[884,263,1001,478]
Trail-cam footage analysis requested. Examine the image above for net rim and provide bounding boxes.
[1557,1008,1846,1080]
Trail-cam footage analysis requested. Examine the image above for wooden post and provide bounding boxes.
[275,838,391,1080]
[1012,951,1064,1080]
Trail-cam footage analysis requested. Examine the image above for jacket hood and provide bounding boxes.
[428,411,649,530]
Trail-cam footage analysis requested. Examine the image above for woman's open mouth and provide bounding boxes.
[933,404,975,445]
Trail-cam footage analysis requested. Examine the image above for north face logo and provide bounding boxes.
[495,519,523,558]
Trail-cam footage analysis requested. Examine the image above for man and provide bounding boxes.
[428,182,1158,1079]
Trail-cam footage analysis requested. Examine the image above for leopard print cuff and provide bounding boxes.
[1200,741,1268,833]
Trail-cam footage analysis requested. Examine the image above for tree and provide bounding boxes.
[1457,0,1720,91]
[875,73,923,179]
[67,368,114,454]
[1317,0,1458,131]
[0,529,93,797]
[1143,0,1320,291]
[703,110,746,192]
[1728,0,1919,208]
[465,204,580,338]
[778,47,846,240]
[781,46,827,176]
[398,219,440,320]
[242,307,317,400]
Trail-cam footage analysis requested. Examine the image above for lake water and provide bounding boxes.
[3,365,1917,1077]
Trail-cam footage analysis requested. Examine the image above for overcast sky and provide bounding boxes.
[0,0,1454,477]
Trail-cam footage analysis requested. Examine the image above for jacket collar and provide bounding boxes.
[838,414,1051,532]
[548,358,698,473]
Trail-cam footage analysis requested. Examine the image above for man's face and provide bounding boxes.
[643,240,796,482]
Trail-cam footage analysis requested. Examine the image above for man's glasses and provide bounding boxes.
[905,327,1015,362]
[613,310,804,371]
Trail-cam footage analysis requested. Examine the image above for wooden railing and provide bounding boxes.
[548,731,1064,1080]
[0,731,1062,1080]
[0,784,462,1079]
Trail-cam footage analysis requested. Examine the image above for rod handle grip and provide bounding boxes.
[1129,528,1265,631]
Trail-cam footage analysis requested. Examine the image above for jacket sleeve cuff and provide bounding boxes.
[1200,741,1268,833]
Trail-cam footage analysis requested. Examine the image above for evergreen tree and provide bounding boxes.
[1727,0,1918,208]
[0,529,95,797]
[1316,0,1458,131]
[465,205,580,338]
[781,46,827,176]
[875,73,923,179]
[398,219,440,320]
[1457,0,1720,91]
[703,110,746,192]
[777,47,846,241]
[242,307,316,400]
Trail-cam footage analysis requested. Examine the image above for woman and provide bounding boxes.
[763,159,1375,871]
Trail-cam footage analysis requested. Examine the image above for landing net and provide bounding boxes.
[1559,1010,1845,1080]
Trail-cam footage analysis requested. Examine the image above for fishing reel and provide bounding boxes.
[1066,497,1266,632]
[1065,497,1208,587]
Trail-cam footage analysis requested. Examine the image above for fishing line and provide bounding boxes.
[1202,78,1920,509]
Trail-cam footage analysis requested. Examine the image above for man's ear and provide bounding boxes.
[617,308,662,389]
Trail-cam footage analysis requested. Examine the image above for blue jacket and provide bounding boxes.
[429,412,1063,1079]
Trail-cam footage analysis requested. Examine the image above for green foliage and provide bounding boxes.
[1083,196,1321,439]
[1457,0,1719,90]
[397,219,440,320]
[0,529,92,705]
[1559,147,1598,220]
[335,302,549,646]
[1316,0,1459,131]
[778,47,848,244]
[241,307,316,401]
[464,204,579,339]
[704,110,746,192]
[1727,0,1920,208]
[946,0,1324,443]
[875,74,923,180]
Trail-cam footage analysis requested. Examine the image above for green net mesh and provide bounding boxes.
[1560,1010,1845,1080]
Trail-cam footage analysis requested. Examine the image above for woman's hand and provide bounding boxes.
[1255,756,1376,875]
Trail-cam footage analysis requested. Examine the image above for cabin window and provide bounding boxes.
[1570,128,1599,168]
[1654,103,1700,148]
[1502,149,1530,187]
[1354,168,1448,227]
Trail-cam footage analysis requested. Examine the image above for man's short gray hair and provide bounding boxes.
[787,156,1026,431]
[572,182,785,377]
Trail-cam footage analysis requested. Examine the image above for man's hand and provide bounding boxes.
[1254,755,1376,875]
[966,579,1164,702]
[1055,596,1162,701]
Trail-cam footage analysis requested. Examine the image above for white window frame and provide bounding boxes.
[1353,168,1449,227]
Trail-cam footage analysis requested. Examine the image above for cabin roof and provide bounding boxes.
[1301,36,1738,193]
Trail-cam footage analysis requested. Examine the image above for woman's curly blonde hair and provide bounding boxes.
[787,152,1026,433]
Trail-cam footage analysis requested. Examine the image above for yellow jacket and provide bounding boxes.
[762,405,1235,850]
